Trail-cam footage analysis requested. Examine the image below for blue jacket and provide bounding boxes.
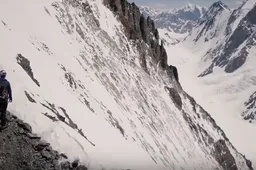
[0,78,12,101]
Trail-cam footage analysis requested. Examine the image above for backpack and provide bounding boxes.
[0,80,8,100]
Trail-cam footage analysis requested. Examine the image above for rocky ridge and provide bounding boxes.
[242,91,256,123]
[103,0,174,78]
[0,111,87,170]
[187,0,256,77]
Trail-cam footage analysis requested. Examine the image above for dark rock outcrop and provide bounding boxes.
[220,5,256,73]
[194,1,231,43]
[167,65,179,82]
[16,54,40,87]
[164,86,182,109]
[24,91,37,103]
[0,111,87,170]
[199,3,256,77]
[242,91,256,123]
[183,92,253,170]
[103,0,171,72]
[213,139,238,170]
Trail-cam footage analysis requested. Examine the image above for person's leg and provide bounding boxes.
[0,101,4,126]
[0,101,8,126]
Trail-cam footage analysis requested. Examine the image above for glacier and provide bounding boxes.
[161,0,256,169]
[0,0,253,170]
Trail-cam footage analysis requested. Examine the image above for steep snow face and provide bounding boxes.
[226,0,256,36]
[185,1,232,51]
[164,42,256,169]
[0,0,253,170]
[164,0,256,167]
[183,0,256,119]
[184,0,256,76]
[158,28,187,46]
[139,4,207,34]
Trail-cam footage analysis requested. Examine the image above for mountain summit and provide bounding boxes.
[180,0,256,134]
[172,3,207,20]
[140,4,207,33]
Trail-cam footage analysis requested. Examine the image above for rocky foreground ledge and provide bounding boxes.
[0,111,87,170]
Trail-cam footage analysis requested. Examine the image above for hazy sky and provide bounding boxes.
[128,0,244,10]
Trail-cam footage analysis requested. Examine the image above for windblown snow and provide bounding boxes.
[0,0,252,170]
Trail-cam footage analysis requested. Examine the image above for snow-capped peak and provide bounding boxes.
[139,4,207,34]
[199,1,231,24]
[211,1,230,11]
[139,6,160,17]
[226,0,256,35]
[172,3,205,14]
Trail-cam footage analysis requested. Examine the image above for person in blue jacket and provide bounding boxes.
[0,70,12,129]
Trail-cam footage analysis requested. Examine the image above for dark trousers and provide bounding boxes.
[0,100,8,126]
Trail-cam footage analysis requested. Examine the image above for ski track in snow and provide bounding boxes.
[166,42,256,168]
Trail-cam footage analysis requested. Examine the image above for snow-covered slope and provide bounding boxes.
[183,0,256,122]
[185,0,256,76]
[162,0,256,168]
[158,28,187,46]
[172,3,207,21]
[0,0,253,170]
[184,1,232,56]
[165,42,256,169]
[225,0,256,36]
[140,4,207,34]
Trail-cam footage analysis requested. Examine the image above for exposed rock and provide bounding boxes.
[72,159,79,168]
[61,153,68,159]
[16,54,40,87]
[75,165,88,170]
[104,0,171,73]
[41,150,53,160]
[61,161,71,169]
[224,52,247,73]
[213,139,238,170]
[17,119,32,133]
[182,91,253,170]
[35,140,50,151]
[46,145,53,151]
[24,91,37,103]
[199,4,256,76]
[198,63,214,77]
[26,132,41,139]
[167,65,179,82]
[165,87,182,109]
[107,110,125,136]
[41,101,96,146]
[0,111,88,170]
[242,91,256,123]
[42,112,58,122]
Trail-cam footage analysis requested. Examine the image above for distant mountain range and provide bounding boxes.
[182,0,256,123]
[140,4,207,33]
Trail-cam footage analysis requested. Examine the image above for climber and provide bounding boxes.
[0,70,12,129]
